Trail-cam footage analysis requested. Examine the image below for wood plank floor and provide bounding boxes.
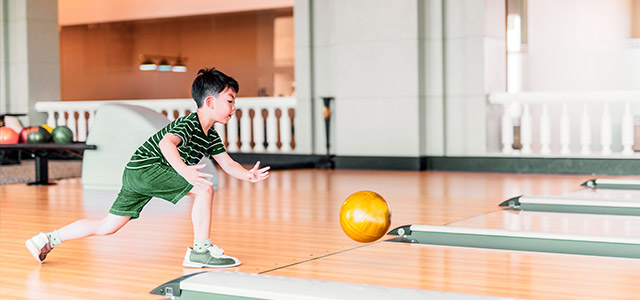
[1,169,639,299]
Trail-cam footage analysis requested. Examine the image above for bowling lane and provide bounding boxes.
[448,210,640,238]
[562,186,640,201]
[265,240,640,300]
[581,179,640,190]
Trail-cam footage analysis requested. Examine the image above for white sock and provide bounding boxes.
[193,239,212,252]
[47,230,62,248]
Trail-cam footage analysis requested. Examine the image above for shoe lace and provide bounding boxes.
[207,245,225,256]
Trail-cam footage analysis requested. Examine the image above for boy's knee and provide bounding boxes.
[97,224,121,236]
[97,217,127,236]
[189,185,214,198]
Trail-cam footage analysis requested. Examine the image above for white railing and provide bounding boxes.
[35,97,297,153]
[488,91,640,157]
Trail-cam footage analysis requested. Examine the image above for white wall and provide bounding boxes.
[1,0,60,125]
[443,0,506,156]
[294,0,505,158]
[524,0,639,91]
[298,0,423,157]
[499,0,640,154]
[58,0,294,26]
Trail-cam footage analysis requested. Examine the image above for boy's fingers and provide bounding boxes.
[193,164,206,169]
[252,161,260,170]
[198,172,214,178]
[197,178,213,186]
[258,166,270,173]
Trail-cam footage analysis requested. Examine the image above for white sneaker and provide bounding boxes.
[183,245,241,268]
[26,233,52,263]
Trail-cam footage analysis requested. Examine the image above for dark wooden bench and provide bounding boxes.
[0,143,97,185]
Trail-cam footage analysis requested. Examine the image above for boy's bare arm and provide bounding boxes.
[159,134,213,188]
[212,152,270,183]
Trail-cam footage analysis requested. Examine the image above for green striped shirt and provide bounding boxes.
[126,113,226,170]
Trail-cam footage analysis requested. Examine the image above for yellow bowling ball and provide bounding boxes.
[41,124,53,133]
[339,191,391,243]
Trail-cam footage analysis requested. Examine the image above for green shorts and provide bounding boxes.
[109,164,193,219]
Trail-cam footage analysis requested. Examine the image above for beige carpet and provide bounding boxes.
[0,160,83,185]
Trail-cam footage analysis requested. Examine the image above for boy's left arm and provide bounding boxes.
[212,152,270,182]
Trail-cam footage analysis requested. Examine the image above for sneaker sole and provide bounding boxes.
[25,239,43,264]
[182,260,241,268]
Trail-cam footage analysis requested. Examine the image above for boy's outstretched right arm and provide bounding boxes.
[213,152,270,183]
[159,134,213,189]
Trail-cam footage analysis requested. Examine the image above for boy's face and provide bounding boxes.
[208,87,237,124]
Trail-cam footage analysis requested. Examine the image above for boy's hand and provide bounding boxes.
[179,164,214,188]
[247,161,270,183]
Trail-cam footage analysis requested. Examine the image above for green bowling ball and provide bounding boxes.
[52,125,74,144]
[27,127,52,143]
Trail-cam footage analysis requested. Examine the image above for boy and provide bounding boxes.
[26,68,269,268]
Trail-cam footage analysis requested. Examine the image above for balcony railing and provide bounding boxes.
[488,91,640,157]
[35,97,297,153]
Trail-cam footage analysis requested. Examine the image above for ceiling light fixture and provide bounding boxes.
[172,57,187,72]
[138,54,188,73]
[139,58,157,71]
[157,59,172,72]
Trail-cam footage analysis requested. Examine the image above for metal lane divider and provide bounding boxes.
[387,224,640,259]
[150,271,516,300]
[582,179,640,190]
[499,195,640,216]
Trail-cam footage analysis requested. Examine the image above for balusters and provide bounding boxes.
[235,110,243,150]
[580,103,591,155]
[240,109,252,152]
[275,109,283,150]
[560,103,571,155]
[497,100,637,157]
[621,102,634,155]
[46,111,56,128]
[278,108,291,152]
[501,104,513,154]
[77,111,88,142]
[87,110,95,139]
[520,104,532,154]
[600,103,612,155]
[261,109,269,150]
[167,109,176,121]
[266,108,278,152]
[226,111,239,152]
[254,109,265,152]
[248,109,256,150]
[67,111,78,142]
[56,110,66,128]
[288,108,296,150]
[539,103,551,155]
[214,123,226,149]
[32,97,297,152]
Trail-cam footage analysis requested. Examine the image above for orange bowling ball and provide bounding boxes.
[0,126,19,144]
[339,191,391,243]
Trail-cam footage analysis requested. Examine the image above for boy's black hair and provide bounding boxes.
[191,68,239,107]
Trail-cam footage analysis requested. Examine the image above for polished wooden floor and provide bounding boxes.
[1,169,640,299]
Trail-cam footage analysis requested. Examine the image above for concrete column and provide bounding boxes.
[1,0,59,125]
[301,0,422,157]
[293,0,314,154]
[419,0,446,156]
[295,0,506,158]
[442,0,505,156]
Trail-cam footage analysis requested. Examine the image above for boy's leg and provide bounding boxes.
[26,213,130,263]
[189,186,214,242]
[58,213,131,241]
[183,186,240,268]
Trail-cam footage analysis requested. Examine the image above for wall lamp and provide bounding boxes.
[138,54,188,72]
